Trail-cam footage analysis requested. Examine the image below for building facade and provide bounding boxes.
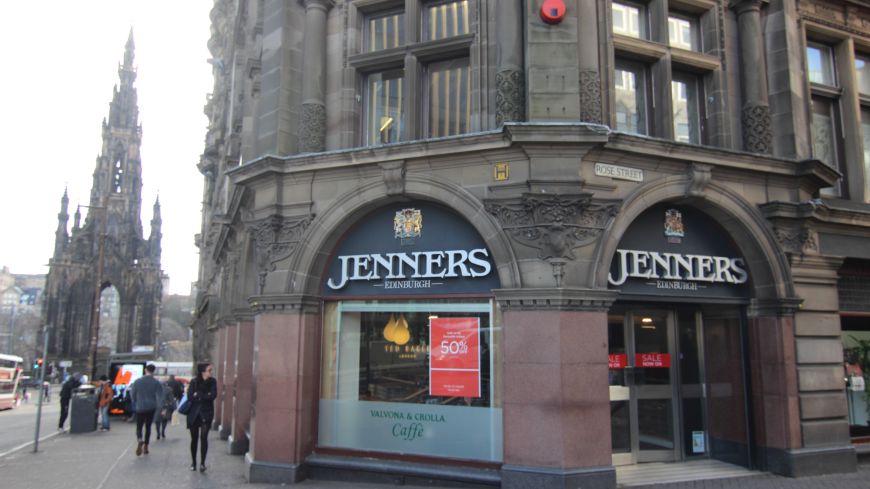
[43,33,164,374]
[194,1,870,487]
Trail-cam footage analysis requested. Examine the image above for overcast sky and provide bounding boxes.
[0,2,214,295]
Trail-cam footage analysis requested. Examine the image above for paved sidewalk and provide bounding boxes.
[0,419,867,489]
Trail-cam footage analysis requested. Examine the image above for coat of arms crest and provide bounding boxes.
[664,209,684,241]
[394,208,422,240]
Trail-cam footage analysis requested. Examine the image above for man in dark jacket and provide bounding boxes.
[58,373,82,431]
[130,364,166,456]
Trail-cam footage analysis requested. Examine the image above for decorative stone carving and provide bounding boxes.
[774,226,819,255]
[686,163,713,197]
[496,69,525,126]
[250,215,314,293]
[299,103,326,153]
[380,160,406,196]
[485,193,621,287]
[579,70,603,124]
[742,104,772,154]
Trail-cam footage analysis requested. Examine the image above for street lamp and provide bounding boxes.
[80,197,108,379]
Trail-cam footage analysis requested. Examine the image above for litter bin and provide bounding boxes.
[70,385,98,433]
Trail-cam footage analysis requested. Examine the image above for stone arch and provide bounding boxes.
[285,174,522,296]
[591,175,796,303]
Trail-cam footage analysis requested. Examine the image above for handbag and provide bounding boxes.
[177,392,191,415]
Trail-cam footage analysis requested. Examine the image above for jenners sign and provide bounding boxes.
[608,249,748,286]
[327,249,492,290]
[608,205,750,299]
[323,203,500,297]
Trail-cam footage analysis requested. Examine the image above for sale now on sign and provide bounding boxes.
[429,317,481,397]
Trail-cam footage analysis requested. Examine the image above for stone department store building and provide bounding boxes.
[193,1,870,487]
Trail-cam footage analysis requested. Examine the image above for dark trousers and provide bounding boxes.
[58,399,70,429]
[135,410,156,443]
[189,417,210,465]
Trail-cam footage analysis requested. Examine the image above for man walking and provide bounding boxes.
[57,373,82,432]
[129,364,166,456]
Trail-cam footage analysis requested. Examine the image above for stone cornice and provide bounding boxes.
[747,297,804,317]
[248,294,321,313]
[494,288,619,312]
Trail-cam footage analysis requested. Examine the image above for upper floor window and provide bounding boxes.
[668,14,698,51]
[365,10,405,52]
[614,61,648,135]
[856,55,870,95]
[672,72,701,144]
[427,58,470,137]
[365,70,405,145]
[807,43,836,86]
[613,2,646,39]
[425,0,470,41]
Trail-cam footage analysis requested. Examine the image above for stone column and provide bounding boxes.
[213,327,226,430]
[497,288,617,489]
[245,295,322,484]
[298,0,334,153]
[789,256,857,475]
[230,318,255,455]
[496,0,525,126]
[577,0,603,124]
[733,0,772,153]
[219,323,238,440]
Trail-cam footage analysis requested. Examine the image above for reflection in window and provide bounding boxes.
[812,96,841,196]
[366,11,405,52]
[614,63,647,135]
[857,56,870,95]
[366,71,404,145]
[807,44,836,86]
[672,73,700,144]
[862,108,870,200]
[425,1,469,41]
[428,58,470,137]
[668,15,696,51]
[613,2,643,38]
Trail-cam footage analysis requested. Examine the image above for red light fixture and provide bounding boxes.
[541,0,566,24]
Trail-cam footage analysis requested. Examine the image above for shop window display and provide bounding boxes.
[319,300,502,462]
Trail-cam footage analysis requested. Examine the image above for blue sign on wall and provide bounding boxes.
[322,202,500,297]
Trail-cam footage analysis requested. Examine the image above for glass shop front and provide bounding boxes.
[318,202,503,463]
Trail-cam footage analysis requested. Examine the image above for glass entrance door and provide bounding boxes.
[609,309,680,464]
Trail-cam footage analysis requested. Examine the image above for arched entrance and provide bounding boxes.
[605,203,755,468]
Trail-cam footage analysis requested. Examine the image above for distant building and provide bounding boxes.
[41,32,164,373]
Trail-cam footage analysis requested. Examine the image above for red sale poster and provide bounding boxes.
[429,317,481,397]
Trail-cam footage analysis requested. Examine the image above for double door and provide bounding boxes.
[608,308,707,465]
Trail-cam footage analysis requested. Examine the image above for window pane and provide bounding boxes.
[668,15,697,51]
[857,56,870,95]
[812,97,837,168]
[613,3,643,38]
[807,44,836,86]
[366,71,404,145]
[862,108,870,200]
[318,301,503,462]
[672,74,700,144]
[366,11,405,51]
[425,1,469,41]
[428,58,470,138]
[614,65,647,135]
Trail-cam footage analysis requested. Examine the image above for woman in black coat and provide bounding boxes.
[186,362,217,472]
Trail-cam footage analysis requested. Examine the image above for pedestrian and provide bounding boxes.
[154,381,177,440]
[43,381,50,403]
[166,374,184,401]
[186,362,217,472]
[97,375,114,431]
[129,364,166,456]
[57,373,82,432]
